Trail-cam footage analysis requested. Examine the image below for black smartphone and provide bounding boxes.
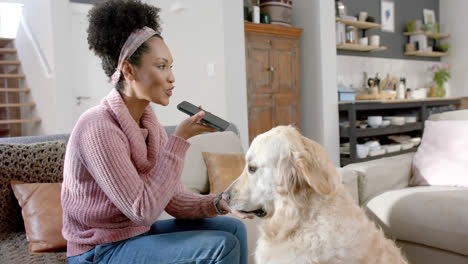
[177,101,230,131]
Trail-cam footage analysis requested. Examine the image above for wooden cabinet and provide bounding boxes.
[244,22,302,143]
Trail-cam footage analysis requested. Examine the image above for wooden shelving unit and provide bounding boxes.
[338,98,461,166]
[404,31,450,39]
[404,27,450,58]
[335,17,386,53]
[404,51,448,57]
[337,43,387,52]
[335,18,382,30]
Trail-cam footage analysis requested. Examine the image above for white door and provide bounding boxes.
[70,3,113,122]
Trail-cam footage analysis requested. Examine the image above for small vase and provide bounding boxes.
[436,83,446,97]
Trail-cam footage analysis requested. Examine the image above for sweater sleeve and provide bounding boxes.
[164,180,219,219]
[79,123,189,226]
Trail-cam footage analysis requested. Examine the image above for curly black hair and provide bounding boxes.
[87,0,162,90]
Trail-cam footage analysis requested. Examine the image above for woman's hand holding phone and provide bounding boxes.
[174,110,216,140]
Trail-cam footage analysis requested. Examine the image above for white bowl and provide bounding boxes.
[368,116,383,128]
[411,137,421,146]
[391,116,405,126]
[405,116,417,123]
[364,140,380,150]
[380,120,391,127]
[401,142,414,150]
[369,148,386,156]
[383,144,401,153]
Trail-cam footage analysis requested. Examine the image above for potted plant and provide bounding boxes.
[428,64,451,97]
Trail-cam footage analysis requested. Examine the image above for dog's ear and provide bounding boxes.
[293,136,339,196]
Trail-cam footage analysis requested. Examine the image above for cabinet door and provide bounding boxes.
[245,34,274,95]
[248,94,274,142]
[245,33,301,143]
[271,37,301,129]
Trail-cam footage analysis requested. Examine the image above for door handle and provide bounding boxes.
[267,66,276,72]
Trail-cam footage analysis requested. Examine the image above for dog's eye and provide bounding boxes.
[248,165,257,174]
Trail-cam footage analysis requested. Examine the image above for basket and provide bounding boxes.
[260,0,293,26]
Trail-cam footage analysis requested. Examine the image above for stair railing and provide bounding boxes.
[19,16,52,79]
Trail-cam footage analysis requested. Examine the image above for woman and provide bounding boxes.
[61,1,248,263]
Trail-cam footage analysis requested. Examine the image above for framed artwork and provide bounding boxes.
[423,9,436,25]
[381,0,395,32]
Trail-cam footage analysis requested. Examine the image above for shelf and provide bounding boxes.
[404,31,450,39]
[340,122,423,138]
[341,147,418,164]
[335,17,382,30]
[337,43,387,52]
[404,51,449,57]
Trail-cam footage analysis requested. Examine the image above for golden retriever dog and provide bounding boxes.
[224,126,407,264]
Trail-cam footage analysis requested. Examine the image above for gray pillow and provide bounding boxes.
[0,141,66,233]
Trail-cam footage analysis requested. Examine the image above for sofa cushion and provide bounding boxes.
[181,132,244,194]
[365,186,468,256]
[0,141,66,233]
[202,152,245,194]
[0,232,66,263]
[410,120,468,187]
[11,182,66,254]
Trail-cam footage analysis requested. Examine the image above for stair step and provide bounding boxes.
[0,73,25,79]
[0,48,16,54]
[0,88,30,92]
[0,118,41,125]
[0,38,14,48]
[0,60,20,65]
[0,102,35,108]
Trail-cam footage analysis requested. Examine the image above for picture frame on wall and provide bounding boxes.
[381,0,395,32]
[423,9,436,25]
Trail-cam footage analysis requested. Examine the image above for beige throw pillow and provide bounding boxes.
[10,181,67,254]
[202,152,245,194]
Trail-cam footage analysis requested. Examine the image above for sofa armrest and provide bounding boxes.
[337,168,359,204]
[344,152,415,205]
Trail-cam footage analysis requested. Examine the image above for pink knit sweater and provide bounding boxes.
[61,89,219,257]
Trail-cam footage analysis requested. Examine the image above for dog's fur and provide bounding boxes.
[225,126,407,264]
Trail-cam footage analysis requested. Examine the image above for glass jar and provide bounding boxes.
[346,26,355,44]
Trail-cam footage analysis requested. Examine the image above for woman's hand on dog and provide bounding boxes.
[219,198,254,219]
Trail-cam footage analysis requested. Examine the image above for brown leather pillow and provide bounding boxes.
[10,181,66,254]
[202,152,245,194]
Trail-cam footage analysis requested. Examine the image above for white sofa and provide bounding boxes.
[159,127,359,264]
[344,109,468,264]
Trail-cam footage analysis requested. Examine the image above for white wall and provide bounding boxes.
[440,0,468,97]
[222,0,249,150]
[17,0,247,145]
[337,55,443,93]
[293,0,340,166]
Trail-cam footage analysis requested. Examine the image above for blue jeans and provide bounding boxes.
[68,216,247,264]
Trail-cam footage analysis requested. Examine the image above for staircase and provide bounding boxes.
[0,37,40,137]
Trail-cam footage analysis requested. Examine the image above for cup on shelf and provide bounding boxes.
[358,11,368,22]
[356,144,369,159]
[370,35,380,46]
[359,37,368,46]
[368,116,383,128]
